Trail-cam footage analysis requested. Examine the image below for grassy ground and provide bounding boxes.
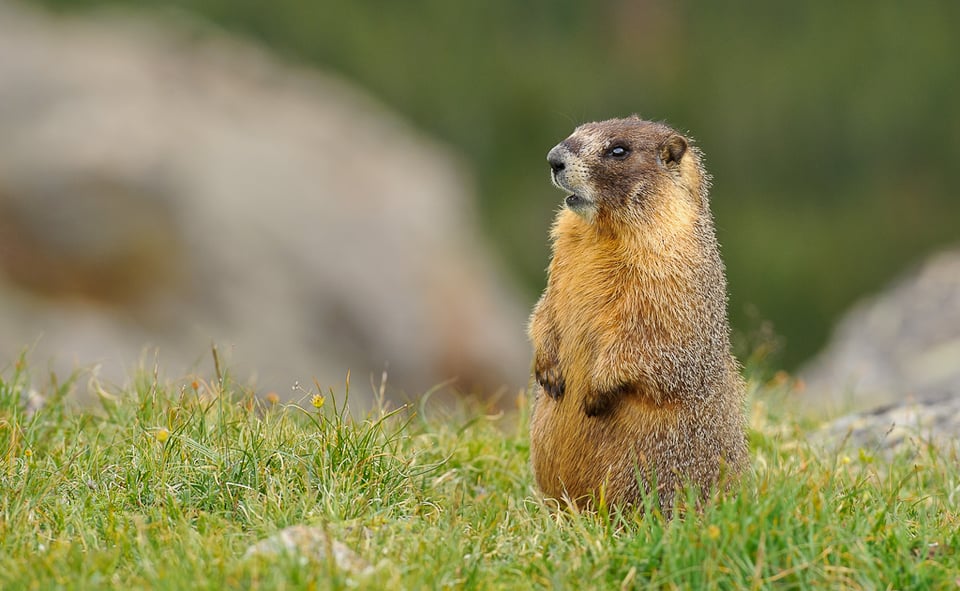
[1,358,958,590]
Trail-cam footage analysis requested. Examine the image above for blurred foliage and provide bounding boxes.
[32,0,960,368]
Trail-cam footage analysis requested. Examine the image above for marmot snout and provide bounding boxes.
[528,115,747,512]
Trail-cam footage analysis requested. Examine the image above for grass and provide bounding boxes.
[1,356,958,590]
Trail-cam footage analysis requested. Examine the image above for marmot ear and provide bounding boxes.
[658,135,687,167]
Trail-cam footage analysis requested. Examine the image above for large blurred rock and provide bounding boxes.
[799,247,960,414]
[0,1,530,404]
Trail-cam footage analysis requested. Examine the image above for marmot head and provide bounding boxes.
[547,116,708,229]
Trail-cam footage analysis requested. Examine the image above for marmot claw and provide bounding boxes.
[535,366,565,401]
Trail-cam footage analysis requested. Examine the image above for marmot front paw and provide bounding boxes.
[535,364,565,401]
[582,383,630,417]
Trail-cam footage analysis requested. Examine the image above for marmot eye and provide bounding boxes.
[605,145,630,159]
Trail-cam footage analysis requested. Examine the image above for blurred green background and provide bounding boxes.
[33,0,960,370]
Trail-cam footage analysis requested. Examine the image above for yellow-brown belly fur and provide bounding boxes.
[530,386,741,509]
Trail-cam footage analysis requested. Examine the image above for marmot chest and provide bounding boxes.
[548,243,643,391]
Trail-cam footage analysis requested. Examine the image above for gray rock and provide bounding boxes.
[244,525,373,576]
[0,1,529,405]
[814,395,960,454]
[799,247,960,415]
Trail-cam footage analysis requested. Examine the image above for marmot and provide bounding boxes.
[528,116,747,512]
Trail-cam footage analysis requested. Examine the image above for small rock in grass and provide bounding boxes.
[244,525,372,576]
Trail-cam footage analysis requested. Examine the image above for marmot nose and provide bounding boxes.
[547,147,566,173]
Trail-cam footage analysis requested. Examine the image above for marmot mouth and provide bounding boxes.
[565,194,587,208]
